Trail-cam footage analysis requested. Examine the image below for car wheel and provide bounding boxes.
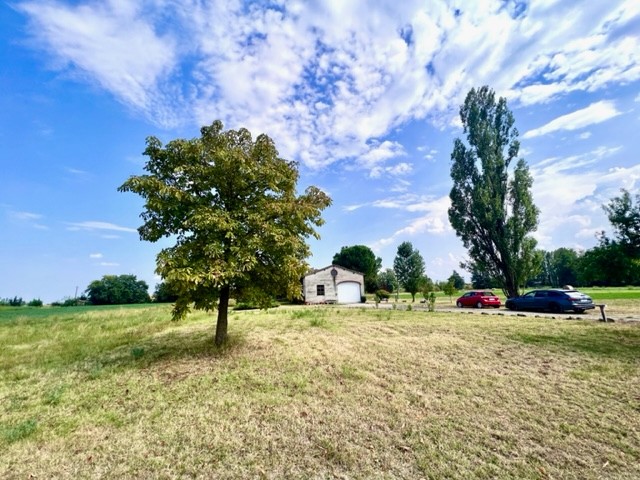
[549,303,561,313]
[476,301,483,309]
[506,301,515,311]
[574,309,585,314]
[456,301,463,308]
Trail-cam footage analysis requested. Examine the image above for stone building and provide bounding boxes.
[303,265,365,304]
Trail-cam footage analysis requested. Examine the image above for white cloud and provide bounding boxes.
[99,262,119,267]
[11,211,42,221]
[18,1,640,170]
[89,253,103,259]
[370,195,452,251]
[65,167,89,176]
[19,0,180,126]
[369,161,413,179]
[578,131,592,139]
[530,146,638,249]
[359,141,407,169]
[9,210,48,229]
[523,101,622,139]
[67,221,137,233]
[343,204,365,212]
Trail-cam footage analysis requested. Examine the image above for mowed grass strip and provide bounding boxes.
[1,304,639,479]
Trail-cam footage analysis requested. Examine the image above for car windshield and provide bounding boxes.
[482,291,495,296]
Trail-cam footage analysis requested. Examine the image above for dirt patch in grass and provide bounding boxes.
[1,306,639,478]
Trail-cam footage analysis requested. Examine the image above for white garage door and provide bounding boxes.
[337,282,361,304]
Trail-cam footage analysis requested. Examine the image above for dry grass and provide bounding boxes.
[1,305,639,479]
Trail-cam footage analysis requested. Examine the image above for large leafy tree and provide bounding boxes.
[448,86,540,298]
[332,245,382,293]
[393,241,426,302]
[577,239,640,286]
[86,275,150,305]
[603,189,640,257]
[120,121,331,346]
[538,248,579,287]
[448,270,466,290]
[470,267,496,289]
[376,268,399,294]
[153,280,180,303]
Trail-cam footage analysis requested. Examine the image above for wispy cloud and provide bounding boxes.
[369,162,413,179]
[89,253,103,259]
[359,141,407,169]
[370,195,452,251]
[99,261,119,267]
[9,210,48,229]
[11,211,42,221]
[17,1,640,170]
[523,101,622,139]
[67,221,136,233]
[19,1,180,126]
[65,167,90,176]
[530,146,636,249]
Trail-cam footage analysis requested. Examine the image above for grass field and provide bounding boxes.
[1,302,639,479]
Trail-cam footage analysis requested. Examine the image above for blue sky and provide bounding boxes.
[1,0,639,302]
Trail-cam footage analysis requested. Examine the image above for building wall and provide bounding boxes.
[303,265,364,304]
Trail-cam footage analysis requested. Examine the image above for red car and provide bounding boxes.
[456,290,501,309]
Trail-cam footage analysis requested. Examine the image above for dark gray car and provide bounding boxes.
[505,289,595,313]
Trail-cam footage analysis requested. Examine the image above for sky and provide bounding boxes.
[1,0,639,303]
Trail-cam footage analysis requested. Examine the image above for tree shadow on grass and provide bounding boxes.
[78,326,248,377]
[511,327,640,361]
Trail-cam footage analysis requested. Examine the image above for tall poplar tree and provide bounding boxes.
[448,86,540,298]
[120,121,331,346]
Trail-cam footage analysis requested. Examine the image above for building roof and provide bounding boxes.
[305,264,365,277]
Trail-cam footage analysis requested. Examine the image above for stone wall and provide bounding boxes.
[303,265,364,304]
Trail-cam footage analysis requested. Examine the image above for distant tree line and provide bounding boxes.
[0,297,43,307]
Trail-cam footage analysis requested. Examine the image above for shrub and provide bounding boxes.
[375,289,391,301]
[428,292,436,312]
[27,299,43,307]
[60,298,86,307]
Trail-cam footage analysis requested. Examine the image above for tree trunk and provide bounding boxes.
[215,285,230,346]
[503,275,519,299]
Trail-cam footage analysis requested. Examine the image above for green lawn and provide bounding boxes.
[1,303,639,478]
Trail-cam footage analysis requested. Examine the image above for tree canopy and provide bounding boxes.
[448,270,466,290]
[448,86,540,298]
[119,121,331,345]
[332,245,382,293]
[393,241,426,302]
[153,280,180,303]
[85,275,150,305]
[603,189,640,258]
[376,268,399,294]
